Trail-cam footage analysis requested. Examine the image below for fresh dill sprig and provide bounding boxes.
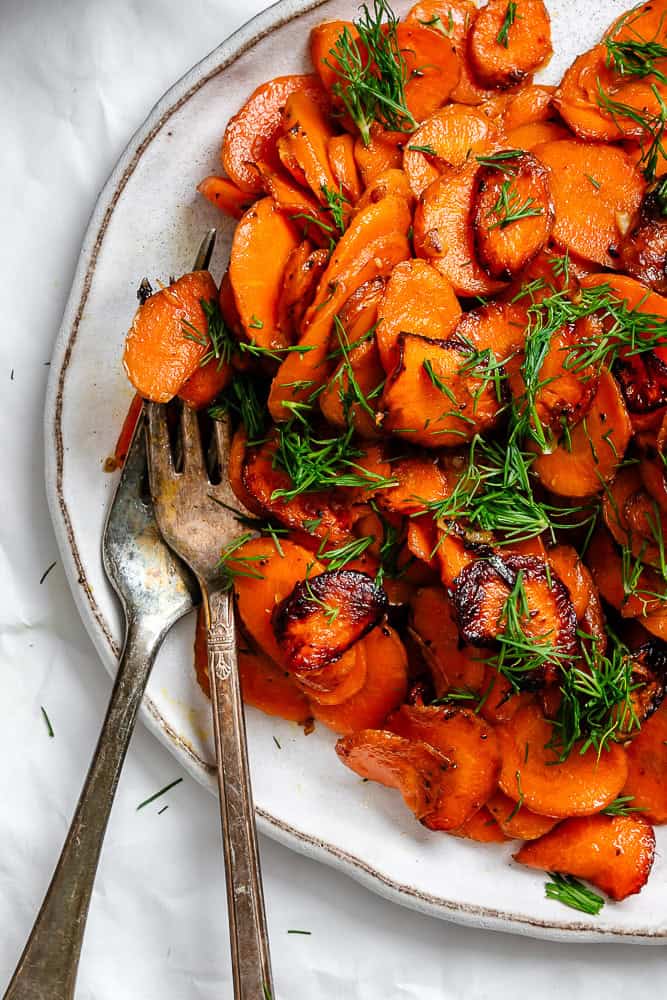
[550,631,641,760]
[417,10,455,37]
[496,1,519,48]
[407,143,438,155]
[475,149,525,171]
[322,183,349,234]
[326,0,417,146]
[487,179,544,231]
[208,372,268,440]
[136,777,183,812]
[545,873,605,916]
[605,8,667,84]
[41,706,55,738]
[602,795,645,817]
[270,421,398,501]
[317,534,375,570]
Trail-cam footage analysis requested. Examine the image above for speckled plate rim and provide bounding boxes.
[44,0,665,944]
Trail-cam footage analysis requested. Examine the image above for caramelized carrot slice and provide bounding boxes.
[241,435,356,546]
[623,700,667,823]
[269,195,411,419]
[532,369,632,497]
[435,526,488,589]
[554,46,627,142]
[546,544,601,624]
[387,704,501,830]
[403,105,499,197]
[486,790,558,840]
[502,85,554,130]
[397,23,460,123]
[110,392,143,470]
[312,625,409,734]
[281,91,337,203]
[406,518,440,573]
[229,197,301,348]
[335,729,450,819]
[534,140,645,269]
[309,20,358,107]
[294,641,368,703]
[178,356,231,409]
[454,300,527,359]
[273,569,388,673]
[228,426,264,516]
[222,74,327,194]
[382,333,503,447]
[375,454,450,516]
[505,121,569,150]
[354,125,403,186]
[123,271,218,403]
[354,168,414,212]
[450,807,509,842]
[328,133,362,202]
[497,704,629,818]
[515,814,655,901]
[376,259,462,374]
[254,163,332,249]
[473,152,554,280]
[197,176,256,220]
[414,163,507,296]
[586,526,667,620]
[233,539,324,665]
[278,241,329,340]
[410,585,486,696]
[478,666,534,725]
[468,0,552,89]
[319,335,385,438]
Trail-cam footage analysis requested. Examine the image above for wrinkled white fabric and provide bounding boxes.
[1,0,667,996]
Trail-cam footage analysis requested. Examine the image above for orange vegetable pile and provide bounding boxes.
[122,0,667,910]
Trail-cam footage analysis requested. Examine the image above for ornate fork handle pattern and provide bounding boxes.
[205,586,273,1000]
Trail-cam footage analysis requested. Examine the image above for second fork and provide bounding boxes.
[145,400,274,1000]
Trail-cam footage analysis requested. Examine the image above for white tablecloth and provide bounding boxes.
[1,0,666,995]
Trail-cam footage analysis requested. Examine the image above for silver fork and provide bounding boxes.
[145,380,273,993]
[3,408,198,1000]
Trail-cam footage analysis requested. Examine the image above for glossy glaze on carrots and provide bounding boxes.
[122,0,667,911]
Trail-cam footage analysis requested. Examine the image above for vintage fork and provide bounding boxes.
[145,396,273,993]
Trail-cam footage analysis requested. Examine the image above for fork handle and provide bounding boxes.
[205,587,273,1000]
[2,617,159,1000]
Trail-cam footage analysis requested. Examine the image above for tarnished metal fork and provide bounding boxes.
[145,396,273,1000]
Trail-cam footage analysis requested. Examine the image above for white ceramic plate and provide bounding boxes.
[44,0,667,942]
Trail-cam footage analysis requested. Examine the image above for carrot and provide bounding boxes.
[409,586,486,696]
[547,544,602,626]
[354,126,403,186]
[233,538,324,665]
[641,451,667,515]
[623,701,667,823]
[178,356,231,409]
[228,426,264,516]
[497,704,629,818]
[354,168,414,212]
[397,23,460,123]
[515,813,655,901]
[406,518,440,573]
[335,729,451,819]
[278,241,329,340]
[502,84,554,130]
[387,704,501,830]
[454,300,527,359]
[382,333,502,447]
[327,133,362,202]
[534,139,645,268]
[376,259,462,374]
[374,454,450,516]
[414,162,507,296]
[312,625,409,734]
[434,526,484,589]
[229,197,301,348]
[478,667,534,725]
[193,606,311,722]
[473,152,554,280]
[505,120,569,150]
[222,75,327,194]
[294,641,368,704]
[585,526,667,621]
[281,90,338,203]
[309,20,358,109]
[123,270,218,403]
[241,435,356,546]
[403,105,499,197]
[254,163,332,249]
[218,269,247,352]
[405,1,498,106]
[532,369,632,498]
[110,392,143,470]
[269,195,411,420]
[197,176,256,220]
[468,0,552,89]
[486,790,558,840]
[450,807,509,842]
[319,334,384,438]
